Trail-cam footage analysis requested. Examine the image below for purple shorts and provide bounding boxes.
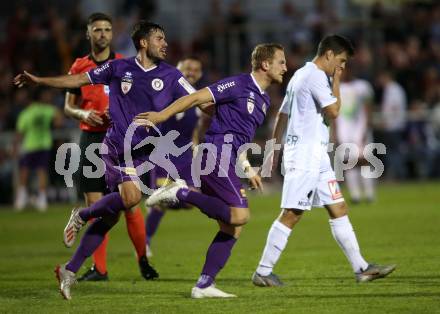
[199,149,248,208]
[102,138,154,192]
[19,150,51,170]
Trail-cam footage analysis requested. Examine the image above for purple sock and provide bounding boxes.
[79,192,126,221]
[196,231,237,288]
[145,207,165,244]
[65,217,117,273]
[177,189,231,223]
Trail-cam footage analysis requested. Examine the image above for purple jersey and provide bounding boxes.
[206,73,270,151]
[87,57,193,153]
[161,106,200,159]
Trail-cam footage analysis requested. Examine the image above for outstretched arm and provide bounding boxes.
[134,87,213,126]
[14,71,90,89]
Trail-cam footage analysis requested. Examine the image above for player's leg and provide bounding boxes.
[56,213,120,300]
[359,150,376,202]
[76,130,110,280]
[191,209,248,298]
[320,170,395,282]
[253,169,316,287]
[124,206,147,260]
[253,208,303,287]
[35,168,48,211]
[78,192,109,281]
[344,167,362,203]
[145,205,165,248]
[14,163,29,211]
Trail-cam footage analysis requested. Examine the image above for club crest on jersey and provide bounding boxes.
[328,180,343,200]
[247,92,255,114]
[152,78,164,91]
[121,72,133,94]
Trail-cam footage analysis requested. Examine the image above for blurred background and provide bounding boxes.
[0,0,439,206]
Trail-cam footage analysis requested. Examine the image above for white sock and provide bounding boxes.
[361,176,375,201]
[345,168,361,201]
[256,220,292,276]
[329,215,368,273]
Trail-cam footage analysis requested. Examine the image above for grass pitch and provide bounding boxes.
[0,182,439,313]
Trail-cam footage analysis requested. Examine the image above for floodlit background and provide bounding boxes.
[0,1,440,313]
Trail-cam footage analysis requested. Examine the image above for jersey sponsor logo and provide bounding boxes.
[121,72,133,94]
[152,78,164,91]
[93,63,110,75]
[286,134,298,145]
[216,81,235,93]
[247,92,255,114]
[328,180,343,200]
[178,77,195,94]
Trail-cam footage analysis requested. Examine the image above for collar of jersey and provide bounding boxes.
[135,57,158,72]
[88,51,116,66]
[250,73,265,94]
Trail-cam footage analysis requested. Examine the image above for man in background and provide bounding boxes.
[15,88,63,211]
[335,68,376,203]
[145,56,204,256]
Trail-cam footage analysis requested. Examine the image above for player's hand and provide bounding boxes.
[333,66,343,80]
[134,111,167,127]
[13,71,40,88]
[83,110,104,126]
[248,174,264,193]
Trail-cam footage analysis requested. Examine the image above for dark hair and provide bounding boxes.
[87,12,112,25]
[131,20,164,51]
[251,43,284,71]
[317,35,354,57]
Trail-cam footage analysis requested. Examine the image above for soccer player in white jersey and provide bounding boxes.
[336,68,376,203]
[252,35,396,286]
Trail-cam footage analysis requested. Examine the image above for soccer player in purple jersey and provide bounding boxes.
[14,21,196,300]
[145,56,204,256]
[135,43,287,298]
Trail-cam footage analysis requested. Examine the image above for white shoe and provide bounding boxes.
[191,285,237,298]
[63,208,85,248]
[55,264,76,300]
[146,179,187,206]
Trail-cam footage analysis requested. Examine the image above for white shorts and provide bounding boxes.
[280,168,344,210]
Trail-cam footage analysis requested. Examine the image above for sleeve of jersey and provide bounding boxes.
[66,62,81,95]
[87,61,114,85]
[207,77,239,104]
[174,76,196,99]
[309,72,337,109]
[279,87,292,114]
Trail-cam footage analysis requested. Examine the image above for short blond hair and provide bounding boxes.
[251,43,284,71]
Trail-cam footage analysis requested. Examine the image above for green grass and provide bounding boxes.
[1,182,440,313]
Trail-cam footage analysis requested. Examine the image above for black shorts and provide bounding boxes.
[75,130,107,194]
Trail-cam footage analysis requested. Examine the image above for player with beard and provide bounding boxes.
[15,21,196,300]
[65,12,149,283]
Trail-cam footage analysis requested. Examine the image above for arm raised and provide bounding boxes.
[14,71,90,89]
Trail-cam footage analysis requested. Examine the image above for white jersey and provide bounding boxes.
[280,62,337,171]
[337,79,373,145]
